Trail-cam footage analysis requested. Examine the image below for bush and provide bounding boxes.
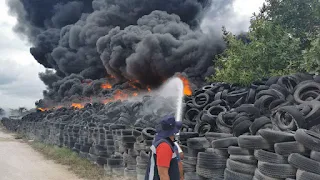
[208,19,303,86]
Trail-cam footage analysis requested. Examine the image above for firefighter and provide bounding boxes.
[145,116,183,180]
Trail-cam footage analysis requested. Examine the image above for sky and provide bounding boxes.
[0,0,265,110]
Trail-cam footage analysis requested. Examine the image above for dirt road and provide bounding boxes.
[0,128,81,180]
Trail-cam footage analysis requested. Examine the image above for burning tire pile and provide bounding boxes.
[2,73,320,180]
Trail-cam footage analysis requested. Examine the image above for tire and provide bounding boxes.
[196,167,224,179]
[212,148,229,158]
[274,141,308,156]
[124,168,137,177]
[254,95,275,115]
[226,159,256,175]
[296,169,320,180]
[228,146,254,156]
[229,155,257,165]
[254,168,283,180]
[310,150,320,162]
[288,153,320,175]
[270,84,290,97]
[141,128,156,140]
[184,172,201,180]
[96,156,108,166]
[204,132,233,142]
[107,158,123,167]
[258,129,295,143]
[271,106,306,131]
[250,116,271,135]
[121,135,136,143]
[238,135,273,150]
[224,168,253,180]
[217,111,237,133]
[192,93,210,109]
[187,148,204,157]
[294,129,320,151]
[80,145,91,152]
[182,161,196,172]
[258,161,297,179]
[233,120,252,137]
[294,81,320,104]
[187,137,210,150]
[195,122,213,136]
[254,149,288,164]
[269,99,286,110]
[235,104,260,119]
[197,152,227,169]
[105,139,114,146]
[179,132,199,141]
[211,137,238,148]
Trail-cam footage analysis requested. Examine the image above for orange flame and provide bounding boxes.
[147,87,151,92]
[114,90,128,100]
[38,108,48,112]
[101,82,112,89]
[178,76,192,96]
[133,92,138,97]
[72,103,84,109]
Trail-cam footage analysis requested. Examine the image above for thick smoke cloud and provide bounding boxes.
[97,11,224,85]
[7,0,233,105]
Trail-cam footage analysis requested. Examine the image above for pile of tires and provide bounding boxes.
[2,73,320,179]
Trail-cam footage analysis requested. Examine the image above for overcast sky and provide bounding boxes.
[0,0,264,110]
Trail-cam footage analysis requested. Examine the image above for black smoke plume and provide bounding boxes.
[7,0,232,106]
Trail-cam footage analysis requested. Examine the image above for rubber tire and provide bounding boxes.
[254,168,283,180]
[229,155,258,165]
[296,169,320,180]
[228,146,254,155]
[187,137,210,150]
[226,159,256,175]
[295,129,320,151]
[196,166,224,179]
[211,137,238,148]
[250,116,271,135]
[274,141,308,156]
[310,150,320,162]
[254,149,288,164]
[197,152,227,169]
[258,129,295,143]
[233,120,252,137]
[288,153,320,175]
[224,168,253,180]
[238,135,273,150]
[258,161,297,179]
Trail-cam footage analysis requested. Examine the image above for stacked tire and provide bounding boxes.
[289,129,320,180]
[252,129,297,179]
[224,136,257,180]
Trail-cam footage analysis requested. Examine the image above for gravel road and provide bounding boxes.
[0,128,81,180]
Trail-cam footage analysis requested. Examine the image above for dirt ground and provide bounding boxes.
[0,128,82,180]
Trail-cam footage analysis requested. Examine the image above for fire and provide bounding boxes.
[101,82,112,89]
[38,108,48,112]
[72,103,84,109]
[133,92,138,96]
[178,76,192,96]
[114,90,128,100]
[147,87,151,92]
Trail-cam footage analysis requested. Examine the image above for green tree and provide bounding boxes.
[303,36,320,73]
[208,0,320,85]
[210,18,303,86]
[264,0,320,38]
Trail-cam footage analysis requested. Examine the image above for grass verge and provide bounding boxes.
[29,141,105,180]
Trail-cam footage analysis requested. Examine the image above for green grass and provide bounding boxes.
[29,141,106,180]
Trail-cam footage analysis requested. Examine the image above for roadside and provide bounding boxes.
[0,127,82,180]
